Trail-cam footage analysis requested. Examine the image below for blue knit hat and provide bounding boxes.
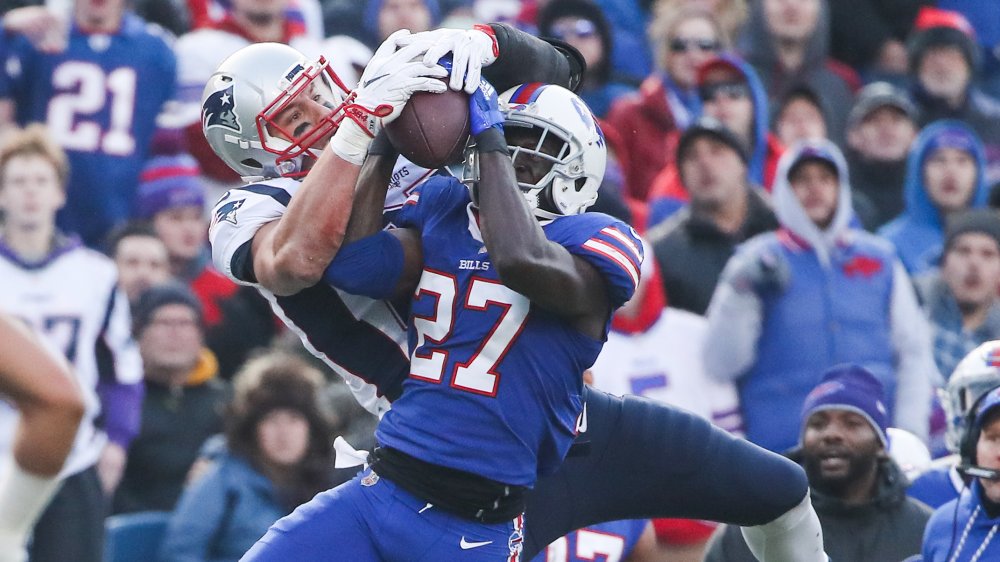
[134,153,205,220]
[801,364,889,448]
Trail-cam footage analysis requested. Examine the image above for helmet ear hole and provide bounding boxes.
[575,178,586,192]
[241,158,263,169]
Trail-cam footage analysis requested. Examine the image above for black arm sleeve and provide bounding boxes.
[483,23,586,93]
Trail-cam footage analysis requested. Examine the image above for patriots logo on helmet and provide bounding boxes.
[203,85,241,133]
[212,199,244,227]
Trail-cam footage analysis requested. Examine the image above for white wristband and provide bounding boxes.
[0,456,61,551]
[330,118,375,166]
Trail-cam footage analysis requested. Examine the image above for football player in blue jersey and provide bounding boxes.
[204,28,829,561]
[0,0,176,246]
[249,81,643,562]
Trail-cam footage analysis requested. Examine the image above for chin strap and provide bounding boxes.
[740,493,829,562]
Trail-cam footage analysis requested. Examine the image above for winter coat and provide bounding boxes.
[158,452,288,562]
[648,188,777,316]
[704,140,937,452]
[878,120,988,275]
[924,481,1000,561]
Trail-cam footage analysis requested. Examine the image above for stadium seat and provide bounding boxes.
[103,511,170,562]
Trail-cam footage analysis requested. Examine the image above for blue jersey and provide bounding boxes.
[533,520,649,562]
[375,177,642,486]
[0,14,176,245]
[908,464,964,509]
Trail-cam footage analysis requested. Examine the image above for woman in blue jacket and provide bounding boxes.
[158,353,335,562]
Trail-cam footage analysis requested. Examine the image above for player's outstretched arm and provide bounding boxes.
[397,23,584,94]
[0,314,84,562]
[250,34,446,296]
[470,84,610,337]
[320,131,424,299]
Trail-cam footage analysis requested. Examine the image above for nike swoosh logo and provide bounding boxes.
[460,538,493,550]
[363,73,390,88]
[575,402,588,433]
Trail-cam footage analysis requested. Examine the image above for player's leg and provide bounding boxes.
[379,482,525,562]
[522,388,808,558]
[241,470,383,561]
[26,466,104,562]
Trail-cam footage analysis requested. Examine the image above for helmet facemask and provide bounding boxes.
[256,56,353,178]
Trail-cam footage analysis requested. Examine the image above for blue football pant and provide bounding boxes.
[243,387,807,561]
[242,468,525,561]
[519,388,807,558]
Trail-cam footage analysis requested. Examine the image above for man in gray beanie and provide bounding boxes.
[916,209,1000,380]
[113,283,228,515]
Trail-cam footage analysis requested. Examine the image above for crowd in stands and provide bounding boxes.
[3,0,1000,560]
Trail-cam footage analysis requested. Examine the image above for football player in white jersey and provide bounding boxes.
[0,313,83,562]
[0,125,143,562]
[205,28,829,561]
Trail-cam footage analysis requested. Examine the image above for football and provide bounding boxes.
[385,86,471,169]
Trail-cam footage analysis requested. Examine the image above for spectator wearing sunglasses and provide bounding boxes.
[741,0,859,147]
[646,54,783,226]
[537,0,633,118]
[655,0,750,43]
[607,6,727,204]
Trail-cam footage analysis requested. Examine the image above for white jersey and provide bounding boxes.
[0,239,142,476]
[208,160,434,417]
[589,308,743,434]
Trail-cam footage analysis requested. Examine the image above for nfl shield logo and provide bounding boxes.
[360,471,379,487]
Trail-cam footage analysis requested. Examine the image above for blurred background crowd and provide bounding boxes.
[2,0,1000,560]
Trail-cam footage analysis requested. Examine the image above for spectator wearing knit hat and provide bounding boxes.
[915,209,1000,380]
[159,352,337,561]
[113,283,229,515]
[647,117,778,316]
[537,0,633,118]
[845,82,919,231]
[908,7,1000,184]
[136,154,277,379]
[705,364,932,562]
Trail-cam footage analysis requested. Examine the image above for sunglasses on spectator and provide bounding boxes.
[551,19,598,40]
[699,81,750,102]
[669,38,720,53]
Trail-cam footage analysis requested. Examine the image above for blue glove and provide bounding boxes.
[469,77,503,136]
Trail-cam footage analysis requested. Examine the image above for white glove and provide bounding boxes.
[397,26,500,94]
[332,30,448,165]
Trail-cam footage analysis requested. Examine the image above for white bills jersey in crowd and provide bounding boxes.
[589,307,743,434]
[209,158,435,418]
[0,240,142,477]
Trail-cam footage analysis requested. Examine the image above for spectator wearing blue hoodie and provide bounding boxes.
[646,54,783,227]
[908,8,1000,184]
[739,0,859,147]
[878,120,988,275]
[703,139,937,453]
[536,0,634,118]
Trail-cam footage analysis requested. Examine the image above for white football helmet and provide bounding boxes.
[495,83,606,219]
[201,42,354,180]
[941,341,1000,453]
